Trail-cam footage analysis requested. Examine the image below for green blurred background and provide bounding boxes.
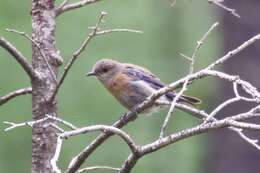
[0,0,221,172]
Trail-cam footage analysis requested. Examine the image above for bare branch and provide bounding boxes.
[56,0,104,17]
[118,154,140,173]
[3,114,77,132]
[96,29,143,35]
[49,12,142,102]
[0,36,39,79]
[232,127,260,150]
[52,125,139,173]
[142,109,260,156]
[179,53,192,62]
[160,22,218,138]
[57,0,70,11]
[45,114,78,130]
[3,116,49,132]
[65,33,260,173]
[190,22,219,73]
[48,123,66,133]
[208,0,240,18]
[49,11,107,102]
[159,78,189,138]
[65,69,260,173]
[51,136,63,173]
[118,106,260,173]
[207,34,260,70]
[77,166,120,173]
[60,125,139,154]
[0,87,32,106]
[204,97,241,122]
[5,28,57,83]
[227,120,260,131]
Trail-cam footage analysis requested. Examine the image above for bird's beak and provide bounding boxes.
[86,71,96,77]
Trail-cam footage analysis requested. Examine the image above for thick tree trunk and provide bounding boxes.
[206,1,260,173]
[31,0,62,172]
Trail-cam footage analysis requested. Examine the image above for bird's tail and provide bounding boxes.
[179,95,201,106]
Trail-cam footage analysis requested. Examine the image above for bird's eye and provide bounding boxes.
[102,68,108,73]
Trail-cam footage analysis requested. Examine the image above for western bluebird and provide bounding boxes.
[86,59,200,113]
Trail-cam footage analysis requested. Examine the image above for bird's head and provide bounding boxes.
[86,59,123,84]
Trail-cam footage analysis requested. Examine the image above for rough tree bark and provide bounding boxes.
[31,0,61,172]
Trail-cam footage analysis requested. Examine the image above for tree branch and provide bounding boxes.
[49,12,142,102]
[51,125,140,173]
[118,106,260,173]
[5,28,57,83]
[160,22,218,138]
[0,37,39,80]
[64,33,260,173]
[77,166,120,173]
[0,87,32,106]
[49,11,107,102]
[56,0,104,17]
[208,0,240,18]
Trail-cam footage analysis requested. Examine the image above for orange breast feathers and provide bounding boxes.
[107,73,133,97]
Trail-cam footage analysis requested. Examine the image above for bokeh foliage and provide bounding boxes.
[0,0,220,172]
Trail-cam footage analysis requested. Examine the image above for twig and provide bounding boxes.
[207,34,260,70]
[77,166,120,173]
[208,0,240,18]
[48,123,65,133]
[0,36,39,80]
[159,77,189,138]
[233,82,258,102]
[179,53,192,62]
[60,125,138,154]
[49,12,142,102]
[227,120,260,131]
[3,117,49,131]
[56,0,104,17]
[4,114,77,132]
[49,12,107,102]
[232,127,260,150]
[52,125,139,172]
[204,97,241,122]
[51,136,63,173]
[5,28,57,83]
[0,87,32,106]
[160,22,218,138]
[96,28,143,35]
[118,107,260,173]
[46,114,77,130]
[190,22,219,73]
[57,0,70,11]
[65,33,260,173]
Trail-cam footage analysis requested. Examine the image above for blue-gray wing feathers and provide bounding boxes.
[123,65,176,100]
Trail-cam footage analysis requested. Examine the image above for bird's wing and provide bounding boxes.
[123,63,165,90]
[122,63,201,105]
[123,63,177,100]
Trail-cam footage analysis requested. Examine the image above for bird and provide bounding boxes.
[86,59,201,114]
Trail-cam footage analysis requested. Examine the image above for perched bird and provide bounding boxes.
[86,59,200,113]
